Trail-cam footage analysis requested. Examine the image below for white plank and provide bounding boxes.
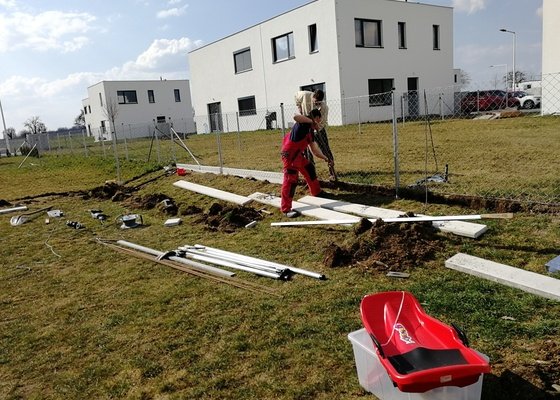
[445,253,560,302]
[248,192,355,220]
[298,196,488,238]
[173,180,253,206]
[176,164,283,184]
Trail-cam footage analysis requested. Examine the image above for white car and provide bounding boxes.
[510,91,541,110]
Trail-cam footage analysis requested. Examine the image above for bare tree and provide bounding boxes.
[74,109,85,128]
[4,127,15,139]
[102,96,121,183]
[456,69,471,91]
[23,116,47,135]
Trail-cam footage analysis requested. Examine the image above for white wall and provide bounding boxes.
[189,0,340,130]
[188,0,454,131]
[541,0,560,114]
[335,0,453,122]
[83,80,195,139]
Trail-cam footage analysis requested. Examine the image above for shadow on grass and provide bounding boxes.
[483,370,557,400]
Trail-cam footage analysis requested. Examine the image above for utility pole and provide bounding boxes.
[0,98,12,155]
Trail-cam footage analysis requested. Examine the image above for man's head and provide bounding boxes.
[312,89,325,103]
[309,108,322,124]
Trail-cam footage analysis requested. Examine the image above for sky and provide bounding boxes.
[0,0,544,136]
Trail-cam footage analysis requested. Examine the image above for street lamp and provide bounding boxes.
[490,64,508,91]
[499,28,516,91]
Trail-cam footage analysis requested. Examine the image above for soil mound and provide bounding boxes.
[123,193,177,215]
[86,182,133,201]
[323,218,443,272]
[200,203,263,233]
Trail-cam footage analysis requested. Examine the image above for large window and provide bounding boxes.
[234,48,252,73]
[368,78,393,106]
[398,22,406,49]
[308,24,318,53]
[117,90,138,104]
[174,89,181,102]
[272,32,295,62]
[355,18,382,48]
[238,96,256,116]
[433,25,440,50]
[148,90,155,103]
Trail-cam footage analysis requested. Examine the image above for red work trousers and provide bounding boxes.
[281,150,321,213]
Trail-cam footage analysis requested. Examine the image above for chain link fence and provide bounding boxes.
[2,73,559,207]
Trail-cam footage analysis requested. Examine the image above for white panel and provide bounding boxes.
[446,253,560,302]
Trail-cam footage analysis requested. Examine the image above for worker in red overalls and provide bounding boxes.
[280,109,332,217]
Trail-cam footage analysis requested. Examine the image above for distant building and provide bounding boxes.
[188,0,454,132]
[82,80,195,140]
[542,0,560,114]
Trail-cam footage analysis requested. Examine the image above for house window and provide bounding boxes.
[117,90,138,104]
[88,105,91,113]
[234,48,252,73]
[433,25,440,50]
[355,18,382,48]
[148,90,155,103]
[156,116,166,123]
[309,24,318,53]
[238,96,256,116]
[368,78,393,106]
[174,89,181,102]
[398,22,406,49]
[272,32,295,62]
[99,93,103,107]
[83,106,87,115]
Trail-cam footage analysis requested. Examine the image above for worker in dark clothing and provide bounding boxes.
[280,109,332,217]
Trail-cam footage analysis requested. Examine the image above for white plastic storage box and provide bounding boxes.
[347,328,487,400]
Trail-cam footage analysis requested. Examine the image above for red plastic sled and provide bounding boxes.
[360,291,490,393]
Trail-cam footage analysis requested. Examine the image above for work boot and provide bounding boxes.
[284,210,301,218]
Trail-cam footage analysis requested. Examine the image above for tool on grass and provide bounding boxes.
[10,206,53,226]
[90,209,108,220]
[116,214,143,229]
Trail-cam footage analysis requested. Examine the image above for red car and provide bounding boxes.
[460,90,520,113]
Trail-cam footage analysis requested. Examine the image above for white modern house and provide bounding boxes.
[82,80,195,140]
[188,0,454,133]
[541,0,560,115]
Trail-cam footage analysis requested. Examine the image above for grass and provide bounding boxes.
[0,118,559,399]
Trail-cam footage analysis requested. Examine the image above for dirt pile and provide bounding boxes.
[85,182,133,201]
[123,193,178,215]
[323,218,443,272]
[198,203,263,233]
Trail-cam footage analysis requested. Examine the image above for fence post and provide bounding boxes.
[112,129,121,184]
[236,111,241,152]
[391,90,400,199]
[215,114,223,174]
[82,128,88,156]
[100,133,106,158]
[56,132,61,155]
[439,93,444,120]
[401,95,406,126]
[169,118,176,164]
[280,103,286,136]
[358,98,362,134]
[67,131,74,154]
[123,123,129,161]
[155,123,161,164]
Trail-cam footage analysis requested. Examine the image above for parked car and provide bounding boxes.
[508,91,541,109]
[460,90,520,113]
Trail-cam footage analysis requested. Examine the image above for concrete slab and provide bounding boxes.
[298,196,488,239]
[173,180,253,206]
[248,192,355,220]
[176,164,283,184]
[445,253,560,302]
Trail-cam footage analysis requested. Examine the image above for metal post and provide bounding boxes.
[236,111,241,152]
[0,99,11,155]
[401,95,406,126]
[82,128,88,156]
[215,115,223,174]
[100,132,106,158]
[112,127,121,183]
[123,123,129,161]
[358,98,362,134]
[391,91,400,199]
[280,103,286,136]
[155,123,161,164]
[67,131,74,154]
[56,132,61,154]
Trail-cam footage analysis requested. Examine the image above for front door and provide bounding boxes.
[407,77,419,118]
[207,102,223,132]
